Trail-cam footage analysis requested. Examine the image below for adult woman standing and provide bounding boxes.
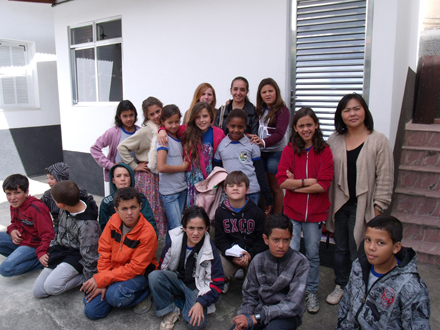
[183,83,217,124]
[214,76,258,135]
[325,93,394,305]
[249,78,290,214]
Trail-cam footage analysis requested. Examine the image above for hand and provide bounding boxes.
[182,161,190,171]
[242,251,251,267]
[265,205,273,216]
[188,302,204,327]
[232,314,257,330]
[80,277,98,294]
[232,257,246,267]
[134,162,149,172]
[85,287,106,303]
[286,170,294,180]
[157,129,169,147]
[374,208,382,217]
[225,99,232,106]
[308,178,318,185]
[248,135,264,147]
[39,253,49,267]
[10,230,23,245]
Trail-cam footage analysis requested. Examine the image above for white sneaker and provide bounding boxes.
[222,282,230,293]
[305,292,320,314]
[235,269,244,280]
[160,307,180,330]
[326,285,344,305]
[133,294,152,314]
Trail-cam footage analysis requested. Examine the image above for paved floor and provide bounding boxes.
[0,176,438,329]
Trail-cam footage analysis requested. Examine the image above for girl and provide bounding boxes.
[325,93,393,305]
[214,76,258,135]
[249,78,290,214]
[156,104,189,232]
[148,206,224,330]
[183,83,217,124]
[117,97,167,236]
[90,100,139,194]
[276,107,334,314]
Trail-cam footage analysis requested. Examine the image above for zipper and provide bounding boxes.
[304,150,309,222]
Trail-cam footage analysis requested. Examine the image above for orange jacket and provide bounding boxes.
[94,212,159,288]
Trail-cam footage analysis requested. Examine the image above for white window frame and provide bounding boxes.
[69,16,123,105]
[0,38,39,110]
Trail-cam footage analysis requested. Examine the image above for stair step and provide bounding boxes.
[397,168,440,191]
[402,145,440,152]
[392,212,440,244]
[403,125,440,148]
[392,212,440,229]
[395,187,440,198]
[400,148,440,168]
[405,122,440,132]
[392,193,440,217]
[398,165,440,173]
[401,238,440,266]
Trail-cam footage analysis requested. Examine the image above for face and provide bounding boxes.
[147,105,162,125]
[115,198,141,228]
[112,167,131,189]
[5,187,28,209]
[46,174,57,188]
[364,227,401,268]
[199,88,214,105]
[183,217,208,247]
[341,98,366,130]
[294,115,318,147]
[260,84,277,107]
[230,80,248,104]
[263,228,292,258]
[162,113,181,136]
[224,181,249,201]
[195,108,212,133]
[119,110,136,129]
[227,117,246,141]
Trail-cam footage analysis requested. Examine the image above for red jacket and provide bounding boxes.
[6,196,54,259]
[94,213,159,288]
[276,143,334,223]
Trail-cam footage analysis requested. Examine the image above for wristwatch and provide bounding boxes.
[254,314,261,323]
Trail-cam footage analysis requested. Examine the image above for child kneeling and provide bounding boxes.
[232,214,310,330]
[149,206,224,330]
[82,187,158,320]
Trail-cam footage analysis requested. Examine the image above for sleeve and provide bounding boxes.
[238,258,261,315]
[95,224,113,273]
[214,208,233,261]
[90,128,115,171]
[316,147,334,192]
[176,124,187,139]
[33,205,56,259]
[78,220,101,280]
[400,281,431,330]
[117,129,146,170]
[213,108,221,127]
[261,257,310,324]
[253,159,273,206]
[98,199,112,231]
[196,245,225,307]
[141,194,158,238]
[249,113,258,135]
[159,238,172,267]
[373,135,394,210]
[213,144,222,167]
[263,107,290,148]
[247,211,267,258]
[276,145,291,186]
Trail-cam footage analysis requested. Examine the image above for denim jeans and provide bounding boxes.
[261,151,283,175]
[149,270,208,330]
[290,220,321,293]
[0,232,43,277]
[160,190,187,231]
[333,203,357,288]
[83,275,150,320]
[246,192,260,206]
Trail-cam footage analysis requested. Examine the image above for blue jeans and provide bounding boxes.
[160,190,187,231]
[290,220,321,293]
[246,192,260,206]
[333,203,357,288]
[149,270,208,330]
[0,232,43,277]
[261,151,283,175]
[83,275,150,320]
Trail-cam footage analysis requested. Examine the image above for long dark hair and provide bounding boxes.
[114,100,138,127]
[256,78,285,126]
[334,93,374,135]
[182,205,210,228]
[141,97,163,126]
[290,107,328,155]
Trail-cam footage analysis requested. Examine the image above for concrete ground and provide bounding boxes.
[0,176,438,330]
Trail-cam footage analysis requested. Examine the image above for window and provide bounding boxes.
[70,18,123,104]
[0,39,36,109]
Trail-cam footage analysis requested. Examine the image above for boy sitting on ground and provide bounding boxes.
[33,180,101,298]
[0,174,54,277]
[215,171,267,293]
[81,187,158,320]
[336,215,430,329]
[232,214,310,330]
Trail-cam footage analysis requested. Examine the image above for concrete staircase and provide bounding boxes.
[392,122,440,266]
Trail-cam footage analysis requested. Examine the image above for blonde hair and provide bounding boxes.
[183,83,216,124]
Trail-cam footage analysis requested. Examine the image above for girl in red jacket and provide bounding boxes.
[276,107,334,315]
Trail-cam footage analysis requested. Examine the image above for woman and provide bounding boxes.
[249,78,290,214]
[325,93,394,305]
[214,76,258,135]
[183,83,217,124]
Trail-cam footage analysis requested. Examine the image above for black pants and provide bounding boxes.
[254,316,300,330]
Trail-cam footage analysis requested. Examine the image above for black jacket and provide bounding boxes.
[214,99,258,135]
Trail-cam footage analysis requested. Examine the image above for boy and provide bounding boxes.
[336,215,430,329]
[215,171,268,293]
[213,109,273,212]
[82,187,158,320]
[40,162,91,232]
[0,174,54,277]
[33,180,101,298]
[232,214,310,330]
[99,162,157,236]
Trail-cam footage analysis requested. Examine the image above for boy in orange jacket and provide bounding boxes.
[81,187,158,320]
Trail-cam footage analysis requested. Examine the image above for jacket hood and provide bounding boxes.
[220,197,254,215]
[109,163,135,194]
[45,162,69,182]
[75,195,99,221]
[18,195,45,211]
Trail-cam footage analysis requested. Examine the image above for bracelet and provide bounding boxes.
[374,205,384,213]
[302,179,305,187]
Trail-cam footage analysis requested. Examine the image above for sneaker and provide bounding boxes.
[222,282,230,294]
[133,294,152,314]
[305,292,320,314]
[326,285,344,305]
[160,307,180,330]
[235,269,245,280]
